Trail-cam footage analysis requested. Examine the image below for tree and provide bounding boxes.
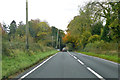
[91,21,103,35]
[88,35,100,43]
[58,29,65,50]
[87,1,118,42]
[66,4,94,49]
[37,22,51,41]
[0,23,5,34]
[2,22,8,33]
[51,26,58,48]
[9,20,17,39]
[81,31,92,48]
[16,21,25,37]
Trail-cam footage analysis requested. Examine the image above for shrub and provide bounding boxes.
[2,41,11,56]
[66,43,74,51]
[84,40,117,54]
[88,35,100,43]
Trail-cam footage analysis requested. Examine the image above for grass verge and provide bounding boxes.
[2,50,58,79]
[77,51,120,63]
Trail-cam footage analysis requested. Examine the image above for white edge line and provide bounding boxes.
[87,67,105,80]
[18,53,58,80]
[77,59,84,65]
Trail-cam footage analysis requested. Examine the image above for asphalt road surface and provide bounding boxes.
[17,52,119,80]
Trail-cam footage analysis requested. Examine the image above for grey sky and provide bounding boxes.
[0,0,91,30]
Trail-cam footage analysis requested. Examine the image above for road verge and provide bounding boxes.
[77,51,120,64]
[2,50,58,80]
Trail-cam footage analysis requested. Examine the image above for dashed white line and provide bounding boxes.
[87,67,105,80]
[68,51,105,80]
[18,53,58,80]
[78,53,118,65]
[73,56,77,59]
[77,59,84,65]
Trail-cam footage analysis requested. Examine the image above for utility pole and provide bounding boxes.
[59,38,60,50]
[26,0,29,51]
[56,29,59,49]
[118,1,120,80]
[52,36,54,47]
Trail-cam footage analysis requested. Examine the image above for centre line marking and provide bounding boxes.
[77,59,84,65]
[73,56,77,59]
[67,51,105,80]
[87,67,105,80]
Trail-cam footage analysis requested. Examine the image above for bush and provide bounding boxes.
[66,43,74,51]
[88,35,100,43]
[2,41,11,56]
[84,40,118,54]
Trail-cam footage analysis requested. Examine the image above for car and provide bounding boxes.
[62,48,67,52]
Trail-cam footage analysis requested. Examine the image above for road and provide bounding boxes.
[17,52,119,80]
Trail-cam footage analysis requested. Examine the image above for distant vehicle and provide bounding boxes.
[62,47,67,52]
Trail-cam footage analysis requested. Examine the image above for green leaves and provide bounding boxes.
[88,35,100,43]
[65,1,120,51]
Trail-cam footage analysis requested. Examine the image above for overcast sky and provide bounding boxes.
[0,0,92,30]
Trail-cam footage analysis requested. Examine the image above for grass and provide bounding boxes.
[2,49,58,79]
[77,51,119,63]
[0,61,2,80]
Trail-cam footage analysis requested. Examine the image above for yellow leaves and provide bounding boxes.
[37,32,47,37]
[88,35,100,43]
[62,33,70,43]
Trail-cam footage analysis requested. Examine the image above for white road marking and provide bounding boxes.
[67,51,71,55]
[67,51,84,65]
[68,51,105,80]
[78,53,118,65]
[73,56,77,59]
[18,53,58,80]
[77,59,84,65]
[67,51,74,57]
[87,67,105,80]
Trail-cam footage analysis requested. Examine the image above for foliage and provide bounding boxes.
[78,52,119,63]
[64,1,120,52]
[1,18,65,57]
[91,21,103,35]
[1,18,63,79]
[2,50,58,79]
[84,40,118,53]
[88,35,100,43]
[66,43,74,51]
[81,31,91,48]
[15,21,25,37]
[62,32,78,49]
[9,20,17,39]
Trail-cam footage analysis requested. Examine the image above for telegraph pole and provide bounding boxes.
[56,29,59,49]
[59,38,60,50]
[26,0,29,51]
[52,36,54,47]
[118,1,120,80]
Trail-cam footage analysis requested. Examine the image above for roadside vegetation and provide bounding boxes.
[63,1,120,63]
[78,52,119,63]
[2,50,58,79]
[1,19,64,79]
